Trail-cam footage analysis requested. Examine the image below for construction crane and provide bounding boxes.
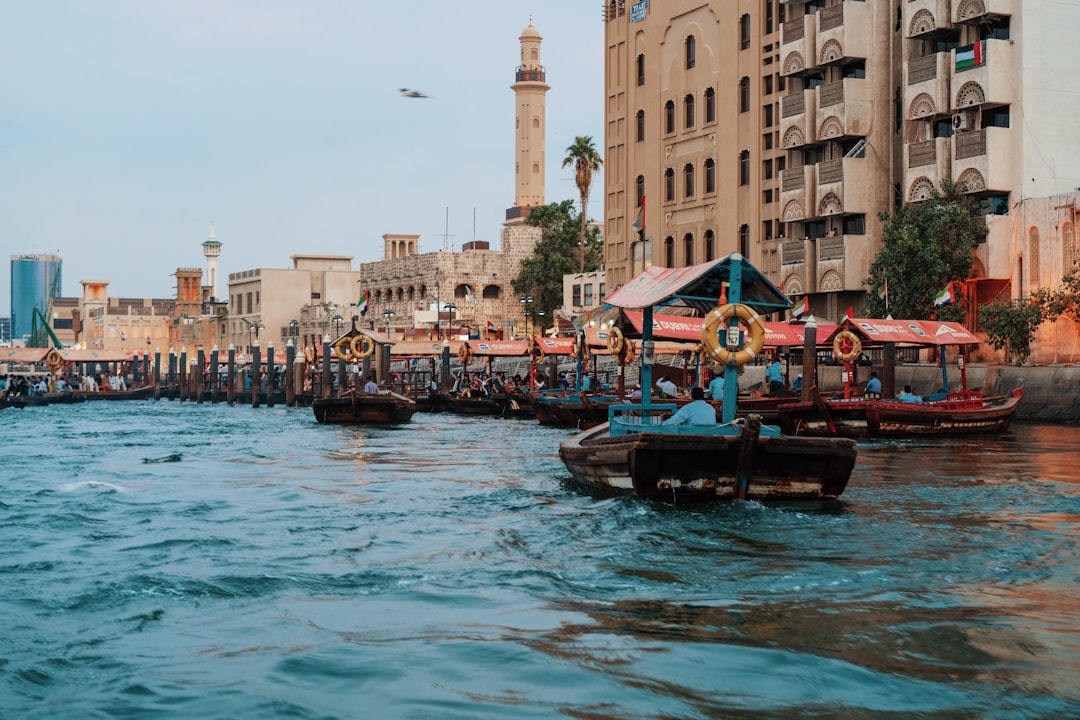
[30,268,63,350]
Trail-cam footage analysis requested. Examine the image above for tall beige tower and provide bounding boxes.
[202,224,222,301]
[506,17,549,224]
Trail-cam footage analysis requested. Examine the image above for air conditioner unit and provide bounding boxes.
[953,110,977,132]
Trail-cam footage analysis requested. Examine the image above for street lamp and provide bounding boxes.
[519,295,534,337]
[434,280,441,339]
[444,303,456,338]
[331,315,343,337]
[250,322,264,340]
[536,309,546,335]
[288,319,299,338]
[383,309,395,336]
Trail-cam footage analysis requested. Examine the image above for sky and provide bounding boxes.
[0,1,604,315]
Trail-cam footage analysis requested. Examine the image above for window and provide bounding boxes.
[739,225,750,257]
[984,106,1010,128]
[980,17,1010,41]
[804,146,825,165]
[842,60,865,79]
[664,100,675,134]
[664,237,675,266]
[583,284,594,306]
[740,14,751,50]
[763,158,774,180]
[684,163,695,197]
[739,150,750,186]
[763,220,773,240]
[684,93,695,128]
[572,284,582,306]
[636,54,645,85]
[763,189,774,204]
[704,87,716,123]
[764,75,773,95]
[685,35,696,69]
[764,103,774,128]
[664,168,675,201]
[842,214,866,235]
[766,0,774,34]
[704,158,716,193]
[704,230,715,261]
[684,233,694,265]
[739,77,750,113]
[763,132,774,150]
[636,109,645,141]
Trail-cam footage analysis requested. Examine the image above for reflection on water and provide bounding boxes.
[1,404,1079,718]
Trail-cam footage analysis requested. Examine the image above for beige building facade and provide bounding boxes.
[603,0,1080,324]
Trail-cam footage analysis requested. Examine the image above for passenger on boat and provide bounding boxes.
[656,375,678,398]
[557,373,570,390]
[766,355,785,397]
[580,374,593,391]
[364,375,379,394]
[898,385,924,403]
[707,371,725,401]
[663,386,717,426]
[864,371,882,397]
[792,374,803,392]
[627,384,642,399]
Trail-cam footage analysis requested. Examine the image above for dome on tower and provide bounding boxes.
[520,19,541,40]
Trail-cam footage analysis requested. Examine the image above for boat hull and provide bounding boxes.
[559,422,856,502]
[312,392,417,424]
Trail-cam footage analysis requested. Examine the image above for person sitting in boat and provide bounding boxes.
[707,370,725,401]
[864,371,882,397]
[898,385,923,403]
[656,375,678,399]
[792,373,803,392]
[580,374,593,392]
[766,354,785,397]
[364,375,379,394]
[557,373,571,390]
[663,386,717,426]
[627,383,642,399]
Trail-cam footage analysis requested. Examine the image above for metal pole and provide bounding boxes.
[285,339,296,407]
[266,341,275,408]
[251,339,261,408]
[227,344,236,405]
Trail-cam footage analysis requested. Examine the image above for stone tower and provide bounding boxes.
[202,224,222,301]
[506,17,549,224]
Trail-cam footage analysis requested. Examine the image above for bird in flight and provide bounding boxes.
[399,88,434,99]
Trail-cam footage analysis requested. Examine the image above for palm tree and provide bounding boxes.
[561,136,603,273]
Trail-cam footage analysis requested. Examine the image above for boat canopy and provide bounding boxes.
[621,310,838,347]
[603,254,790,315]
[828,319,981,346]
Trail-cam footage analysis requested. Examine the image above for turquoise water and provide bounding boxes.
[2,401,1080,718]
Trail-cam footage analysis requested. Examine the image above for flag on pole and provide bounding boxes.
[791,296,808,319]
[356,290,369,316]
[878,276,888,301]
[933,283,953,307]
[486,320,496,333]
[427,326,434,340]
[955,41,983,70]
[841,305,854,324]
[631,196,645,236]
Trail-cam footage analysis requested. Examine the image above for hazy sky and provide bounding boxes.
[1,1,604,314]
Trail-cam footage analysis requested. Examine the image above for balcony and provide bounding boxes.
[816,78,872,137]
[814,0,871,66]
[515,66,546,83]
[779,14,817,77]
[952,126,1014,193]
[952,0,1018,24]
[780,165,815,222]
[905,0,954,38]
[780,89,817,149]
[905,52,952,119]
[814,156,872,217]
[904,137,953,198]
[816,234,869,291]
[951,39,1017,109]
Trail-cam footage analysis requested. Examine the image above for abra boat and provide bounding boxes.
[312,389,417,424]
[72,385,155,402]
[558,254,857,502]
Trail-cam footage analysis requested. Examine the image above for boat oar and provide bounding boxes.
[735,415,762,500]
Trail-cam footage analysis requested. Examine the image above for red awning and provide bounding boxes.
[838,318,981,345]
[621,311,835,347]
[1,348,48,363]
[467,340,530,356]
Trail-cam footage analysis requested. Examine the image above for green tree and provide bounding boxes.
[981,267,1080,363]
[863,179,977,321]
[512,199,602,333]
[561,136,603,273]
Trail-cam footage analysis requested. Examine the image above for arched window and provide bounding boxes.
[704,87,716,123]
[685,35,696,69]
[684,233,694,265]
[636,109,645,142]
[636,53,645,85]
[664,100,675,134]
[684,93,695,129]
[704,230,716,261]
[664,168,675,202]
[704,158,716,193]
[684,163,695,198]
[739,77,750,113]
[740,14,751,50]
[664,236,675,267]
[739,150,750,186]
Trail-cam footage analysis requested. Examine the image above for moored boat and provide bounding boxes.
[312,389,417,424]
[72,385,156,402]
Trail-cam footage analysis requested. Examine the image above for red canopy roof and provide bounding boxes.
[621,310,837,347]
[838,318,981,345]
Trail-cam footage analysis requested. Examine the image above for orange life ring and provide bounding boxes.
[458,342,473,365]
[351,334,374,359]
[45,349,63,372]
[606,327,624,355]
[528,337,545,365]
[700,303,766,367]
[617,339,636,366]
[833,330,862,363]
[572,332,590,362]
[333,336,353,361]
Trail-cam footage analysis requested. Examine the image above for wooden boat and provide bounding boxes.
[312,389,417,424]
[778,387,1023,437]
[559,254,858,503]
[432,391,535,419]
[72,385,155,402]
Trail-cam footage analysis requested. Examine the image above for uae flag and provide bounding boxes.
[486,320,496,333]
[955,41,983,70]
[933,284,953,307]
[356,290,369,316]
[791,296,808,319]
[630,196,645,236]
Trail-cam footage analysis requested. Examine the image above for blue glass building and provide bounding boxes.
[10,254,62,341]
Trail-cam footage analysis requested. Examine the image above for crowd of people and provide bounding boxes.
[0,370,127,398]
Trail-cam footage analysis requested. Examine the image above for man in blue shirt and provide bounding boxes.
[898,385,923,403]
[864,371,882,396]
[580,374,593,391]
[708,371,725,401]
[663,386,717,425]
[766,355,784,396]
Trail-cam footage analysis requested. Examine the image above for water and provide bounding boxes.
[2,401,1080,719]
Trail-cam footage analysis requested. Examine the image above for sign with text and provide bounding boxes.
[631,0,648,23]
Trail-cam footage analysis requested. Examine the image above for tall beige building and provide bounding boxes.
[604,0,1080,323]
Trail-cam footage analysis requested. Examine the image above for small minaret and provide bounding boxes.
[507,16,549,223]
[202,223,222,301]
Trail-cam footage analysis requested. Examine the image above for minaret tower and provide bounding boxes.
[202,223,222,301]
[506,16,549,224]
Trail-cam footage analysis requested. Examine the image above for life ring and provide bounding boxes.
[606,327,624,355]
[303,345,315,364]
[617,339,636,366]
[700,303,766,367]
[529,337,546,365]
[351,334,374,359]
[458,342,473,365]
[333,336,353,362]
[45,349,63,372]
[572,333,590,362]
[833,330,862,363]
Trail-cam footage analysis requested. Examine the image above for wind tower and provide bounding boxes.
[202,224,222,301]
[506,16,549,225]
